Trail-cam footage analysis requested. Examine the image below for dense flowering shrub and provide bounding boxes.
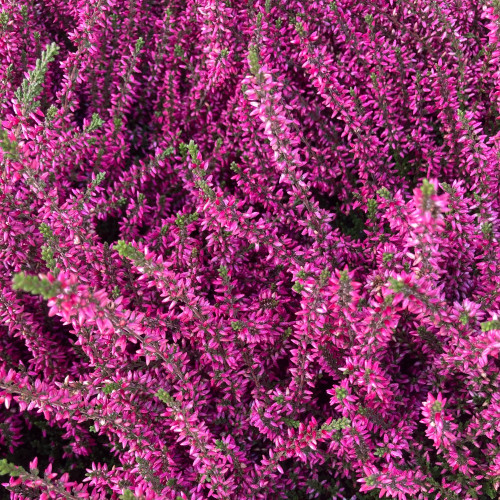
[0,0,500,498]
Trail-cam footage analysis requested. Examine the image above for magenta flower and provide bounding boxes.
[0,0,499,498]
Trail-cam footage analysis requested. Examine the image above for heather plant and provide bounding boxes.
[0,0,499,499]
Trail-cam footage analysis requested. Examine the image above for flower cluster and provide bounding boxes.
[0,0,499,499]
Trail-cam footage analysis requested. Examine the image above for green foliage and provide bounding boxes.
[377,187,391,200]
[15,42,60,114]
[174,44,185,59]
[218,265,229,280]
[113,115,123,130]
[459,311,470,325]
[282,416,301,429]
[294,19,305,36]
[90,171,106,189]
[178,142,189,161]
[156,388,175,405]
[134,37,144,54]
[367,198,377,220]
[388,277,406,293]
[481,222,493,238]
[187,140,200,164]
[81,172,107,205]
[175,211,199,228]
[12,272,61,299]
[0,128,18,159]
[120,489,138,500]
[248,45,260,76]
[339,270,350,283]
[215,439,226,451]
[364,474,378,487]
[481,320,500,332]
[115,240,144,262]
[374,446,388,457]
[320,417,351,431]
[4,63,14,81]
[421,178,435,198]
[160,146,175,159]
[382,252,394,263]
[231,321,244,331]
[335,387,348,401]
[0,10,9,28]
[432,400,443,412]
[0,459,26,477]
[315,268,331,288]
[256,12,263,29]
[86,113,104,132]
[41,246,58,274]
[194,178,215,199]
[45,104,58,122]
[39,223,54,240]
[103,382,121,394]
[297,269,307,280]
[483,479,499,499]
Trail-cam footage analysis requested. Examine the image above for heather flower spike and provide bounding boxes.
[0,1,499,499]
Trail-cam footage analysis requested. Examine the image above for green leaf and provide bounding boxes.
[15,42,59,114]
[115,240,144,262]
[0,459,26,478]
[12,272,61,299]
[103,382,121,394]
[119,489,138,500]
[0,128,19,159]
[86,113,104,132]
[248,46,260,76]
[481,320,500,332]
